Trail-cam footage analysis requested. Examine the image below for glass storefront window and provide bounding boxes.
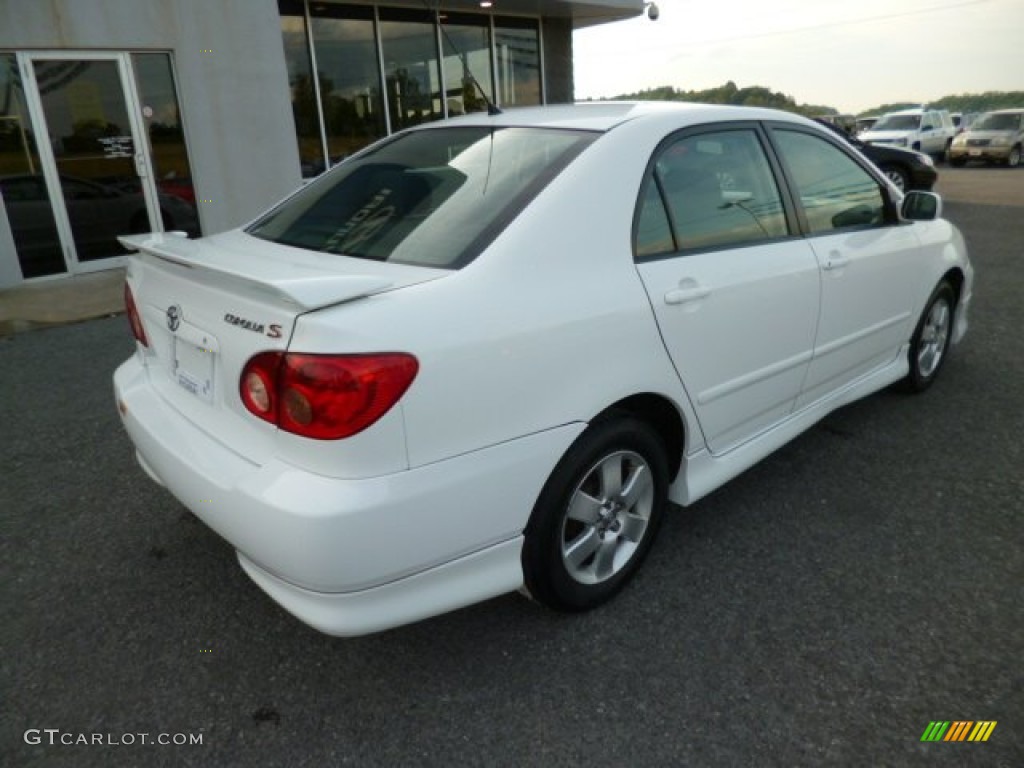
[132,53,202,237]
[439,13,493,116]
[274,4,545,178]
[307,3,387,172]
[279,0,326,177]
[310,3,386,170]
[378,7,442,132]
[494,17,541,107]
[0,53,66,277]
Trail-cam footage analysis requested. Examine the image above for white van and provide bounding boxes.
[860,108,956,160]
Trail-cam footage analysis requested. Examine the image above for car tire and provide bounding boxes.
[522,416,668,612]
[949,156,967,167]
[900,280,955,393]
[880,164,909,192]
[1007,146,1021,168]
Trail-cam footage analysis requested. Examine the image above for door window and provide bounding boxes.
[773,129,886,234]
[635,128,788,259]
[30,58,145,262]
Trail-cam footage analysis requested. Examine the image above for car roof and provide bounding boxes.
[412,101,815,133]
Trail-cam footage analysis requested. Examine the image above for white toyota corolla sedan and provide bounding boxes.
[114,102,973,636]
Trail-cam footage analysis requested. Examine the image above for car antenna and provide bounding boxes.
[422,0,502,116]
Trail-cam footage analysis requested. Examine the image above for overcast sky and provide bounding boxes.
[572,0,1023,113]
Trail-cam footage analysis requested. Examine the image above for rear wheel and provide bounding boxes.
[901,280,955,393]
[522,417,668,611]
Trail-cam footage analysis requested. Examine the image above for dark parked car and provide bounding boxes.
[814,119,937,192]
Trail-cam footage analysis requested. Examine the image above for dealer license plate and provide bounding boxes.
[173,336,215,403]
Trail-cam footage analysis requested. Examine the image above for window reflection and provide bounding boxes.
[495,17,541,107]
[379,8,442,132]
[31,59,144,262]
[132,53,201,237]
[274,4,545,178]
[0,52,67,277]
[440,13,492,116]
[279,0,325,177]
[310,4,386,172]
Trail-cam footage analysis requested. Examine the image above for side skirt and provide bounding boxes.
[669,345,910,506]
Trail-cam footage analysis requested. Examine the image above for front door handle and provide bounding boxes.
[664,281,711,305]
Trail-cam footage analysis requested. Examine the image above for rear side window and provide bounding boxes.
[247,127,596,268]
[773,130,886,234]
[634,128,789,258]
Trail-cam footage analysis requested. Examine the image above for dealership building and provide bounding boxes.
[0,0,641,289]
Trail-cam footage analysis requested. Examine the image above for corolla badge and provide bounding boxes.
[166,304,182,332]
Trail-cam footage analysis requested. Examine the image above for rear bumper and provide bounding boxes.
[114,356,582,634]
[238,541,522,637]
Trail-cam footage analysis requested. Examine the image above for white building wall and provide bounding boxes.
[0,0,303,239]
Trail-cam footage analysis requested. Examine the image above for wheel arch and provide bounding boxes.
[942,266,965,303]
[591,393,687,482]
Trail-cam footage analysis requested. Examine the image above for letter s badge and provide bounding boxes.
[267,324,283,339]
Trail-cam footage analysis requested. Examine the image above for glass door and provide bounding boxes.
[22,53,162,272]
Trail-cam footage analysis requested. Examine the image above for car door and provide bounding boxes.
[634,125,821,454]
[767,126,927,409]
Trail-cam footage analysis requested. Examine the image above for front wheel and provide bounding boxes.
[901,280,955,392]
[1007,146,1021,168]
[522,417,668,611]
[880,164,909,192]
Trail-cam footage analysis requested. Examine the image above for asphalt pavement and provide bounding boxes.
[2,170,1022,767]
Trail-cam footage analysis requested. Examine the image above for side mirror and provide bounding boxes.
[901,191,942,221]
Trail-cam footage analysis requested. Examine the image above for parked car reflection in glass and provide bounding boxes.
[0,173,200,269]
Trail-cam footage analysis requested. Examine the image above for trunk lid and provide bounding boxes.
[122,229,445,464]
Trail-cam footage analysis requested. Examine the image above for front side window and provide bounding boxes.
[248,126,596,269]
[634,128,788,258]
[773,129,886,234]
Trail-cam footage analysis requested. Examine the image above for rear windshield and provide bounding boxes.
[247,126,597,269]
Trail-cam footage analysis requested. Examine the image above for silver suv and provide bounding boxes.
[860,108,956,160]
[949,109,1024,168]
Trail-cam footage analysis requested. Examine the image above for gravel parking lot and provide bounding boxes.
[3,167,1022,767]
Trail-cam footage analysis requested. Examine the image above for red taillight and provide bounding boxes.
[239,352,418,440]
[124,282,148,347]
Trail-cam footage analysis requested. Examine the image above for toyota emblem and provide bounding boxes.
[166,304,182,332]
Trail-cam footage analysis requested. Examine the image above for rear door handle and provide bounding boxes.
[822,250,850,271]
[664,282,711,305]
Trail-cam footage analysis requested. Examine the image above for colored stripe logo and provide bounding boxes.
[920,721,997,742]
